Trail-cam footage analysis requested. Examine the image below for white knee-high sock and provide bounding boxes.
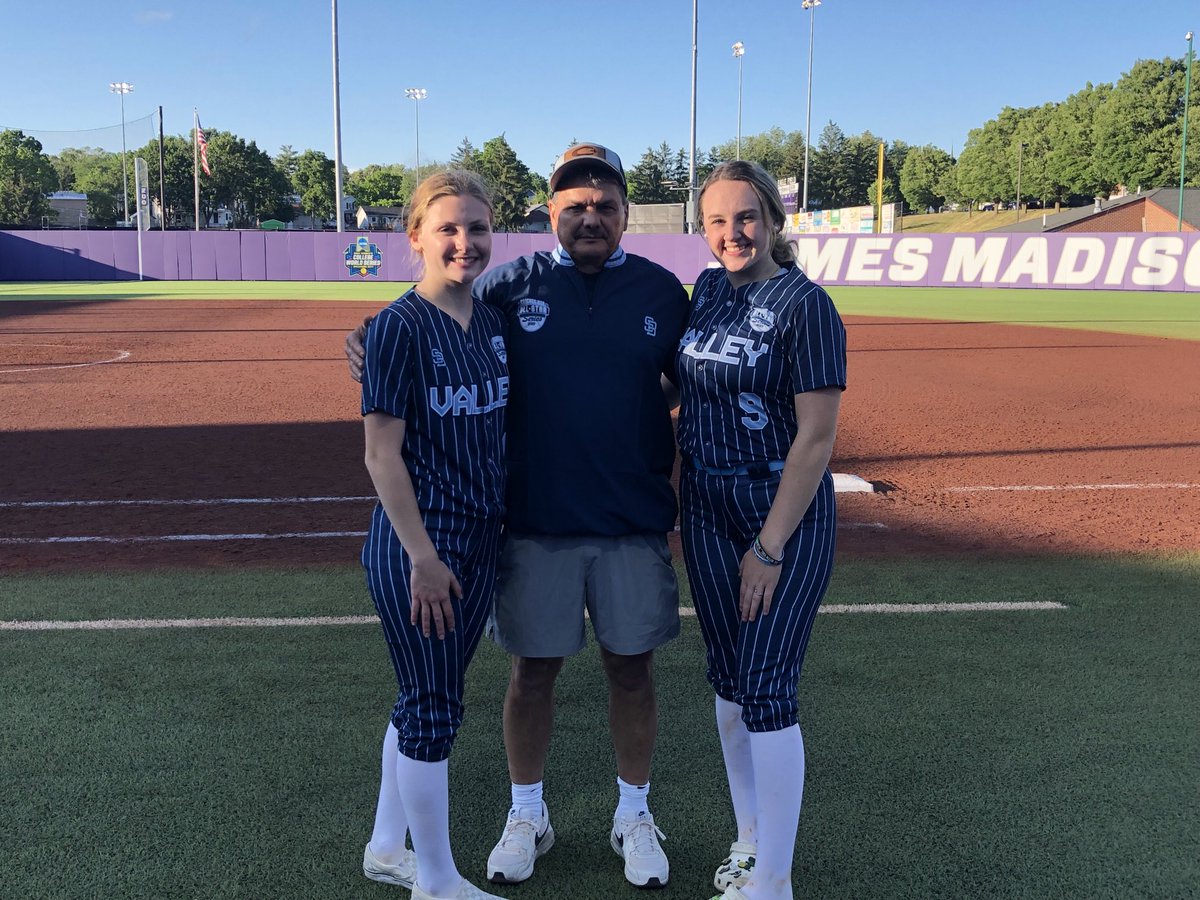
[368,723,410,860]
[396,753,460,897]
[716,696,758,844]
[745,724,804,900]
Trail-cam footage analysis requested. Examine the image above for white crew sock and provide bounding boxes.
[744,724,805,900]
[367,723,410,861]
[396,753,460,897]
[510,781,545,819]
[615,776,650,819]
[716,695,758,844]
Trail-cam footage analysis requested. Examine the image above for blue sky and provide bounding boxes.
[3,1,1195,177]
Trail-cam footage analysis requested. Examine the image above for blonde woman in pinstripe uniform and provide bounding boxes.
[674,161,847,900]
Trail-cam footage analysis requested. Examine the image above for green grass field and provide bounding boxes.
[2,557,1197,899]
[2,280,1196,342]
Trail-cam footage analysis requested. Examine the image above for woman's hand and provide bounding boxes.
[738,548,783,622]
[409,554,462,639]
[346,316,372,382]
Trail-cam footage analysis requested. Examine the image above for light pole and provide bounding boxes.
[1179,31,1194,231]
[405,88,428,184]
[332,0,346,232]
[801,0,821,211]
[1015,141,1027,222]
[732,42,745,160]
[688,0,698,232]
[109,81,133,224]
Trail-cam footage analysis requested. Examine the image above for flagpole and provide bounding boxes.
[193,108,201,232]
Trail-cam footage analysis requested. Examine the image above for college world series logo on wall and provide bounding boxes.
[344,236,383,278]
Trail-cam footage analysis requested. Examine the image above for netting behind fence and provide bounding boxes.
[1,111,159,156]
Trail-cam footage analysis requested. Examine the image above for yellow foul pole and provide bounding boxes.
[876,142,885,233]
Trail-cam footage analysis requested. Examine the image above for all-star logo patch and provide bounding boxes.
[518,298,550,333]
[491,335,507,364]
[748,307,777,333]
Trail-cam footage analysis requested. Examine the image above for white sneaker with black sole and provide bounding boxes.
[486,802,555,884]
[610,810,669,888]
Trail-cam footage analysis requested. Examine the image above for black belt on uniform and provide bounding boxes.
[688,456,786,478]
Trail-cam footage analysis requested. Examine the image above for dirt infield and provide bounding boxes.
[1,299,1197,571]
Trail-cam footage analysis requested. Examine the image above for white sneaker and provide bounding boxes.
[713,840,756,891]
[412,878,507,900]
[610,811,669,887]
[486,802,555,884]
[362,843,417,888]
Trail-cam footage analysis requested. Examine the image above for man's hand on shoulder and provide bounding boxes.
[346,315,372,383]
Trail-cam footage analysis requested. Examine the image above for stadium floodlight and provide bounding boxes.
[1180,31,1194,231]
[109,82,134,225]
[405,88,428,184]
[732,42,745,161]
[801,0,822,211]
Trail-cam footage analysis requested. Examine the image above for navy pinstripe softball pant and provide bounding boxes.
[681,466,836,732]
[362,508,502,762]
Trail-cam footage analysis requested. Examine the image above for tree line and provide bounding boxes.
[628,54,1199,214]
[0,129,546,231]
[1,52,1196,229]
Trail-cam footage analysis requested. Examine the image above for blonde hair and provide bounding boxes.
[407,169,493,238]
[698,160,795,267]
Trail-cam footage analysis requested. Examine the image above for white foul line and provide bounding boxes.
[0,496,374,509]
[0,349,130,374]
[1,615,377,631]
[0,602,1066,631]
[945,483,1200,493]
[819,601,1067,613]
[0,531,367,545]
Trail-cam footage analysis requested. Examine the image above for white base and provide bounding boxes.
[833,473,875,493]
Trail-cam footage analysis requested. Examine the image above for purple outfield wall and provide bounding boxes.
[3,230,1200,291]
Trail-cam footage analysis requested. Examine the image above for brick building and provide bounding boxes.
[1003,188,1200,233]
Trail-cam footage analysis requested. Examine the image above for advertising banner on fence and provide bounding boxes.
[3,230,1199,291]
[786,233,1200,291]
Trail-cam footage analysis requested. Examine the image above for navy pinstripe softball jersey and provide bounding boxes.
[360,289,509,526]
[676,265,846,467]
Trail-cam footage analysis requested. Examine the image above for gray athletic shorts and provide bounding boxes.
[489,532,680,658]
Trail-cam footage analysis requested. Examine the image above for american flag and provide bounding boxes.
[197,119,211,176]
